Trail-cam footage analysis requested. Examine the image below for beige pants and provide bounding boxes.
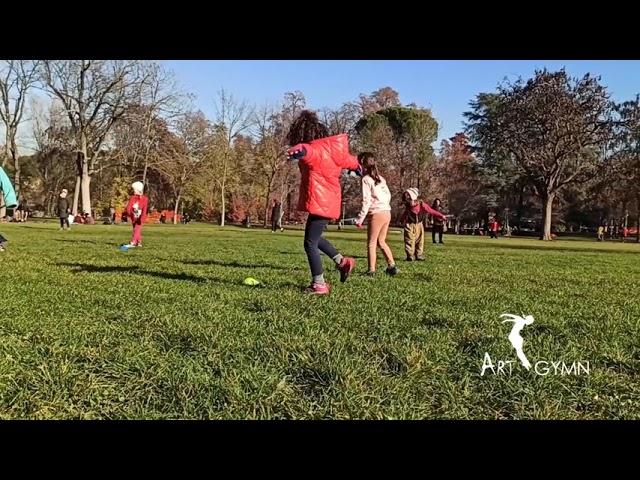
[367,211,395,271]
[404,222,424,259]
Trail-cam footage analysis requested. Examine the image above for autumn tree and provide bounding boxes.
[465,70,613,240]
[612,96,640,242]
[355,105,438,193]
[430,133,486,231]
[152,111,216,224]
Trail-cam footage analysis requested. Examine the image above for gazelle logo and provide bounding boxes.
[480,314,590,376]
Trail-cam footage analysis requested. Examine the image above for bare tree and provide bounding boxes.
[253,104,286,226]
[30,98,76,215]
[0,60,40,215]
[153,111,214,224]
[126,62,188,184]
[213,88,253,226]
[41,60,149,215]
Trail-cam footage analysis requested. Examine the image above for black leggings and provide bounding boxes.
[60,217,69,228]
[304,215,339,276]
[432,225,444,243]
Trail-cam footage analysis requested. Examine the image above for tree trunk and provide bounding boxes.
[541,193,555,241]
[516,185,525,228]
[72,174,81,216]
[81,168,91,216]
[264,195,271,228]
[11,137,20,201]
[173,193,181,225]
[263,170,276,228]
[80,137,91,215]
[72,151,82,215]
[0,140,9,217]
[637,194,640,244]
[220,184,226,227]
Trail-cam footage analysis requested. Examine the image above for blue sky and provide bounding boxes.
[163,60,640,146]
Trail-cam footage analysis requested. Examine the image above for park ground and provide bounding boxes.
[0,221,638,419]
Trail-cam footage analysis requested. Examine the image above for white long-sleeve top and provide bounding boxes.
[356,174,392,224]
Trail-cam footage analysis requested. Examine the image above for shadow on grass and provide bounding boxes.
[56,261,303,290]
[55,239,113,245]
[453,240,640,255]
[183,258,305,272]
[57,262,206,283]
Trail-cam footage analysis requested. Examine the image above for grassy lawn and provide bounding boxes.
[0,221,638,419]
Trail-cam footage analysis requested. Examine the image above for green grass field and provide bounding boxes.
[0,221,638,419]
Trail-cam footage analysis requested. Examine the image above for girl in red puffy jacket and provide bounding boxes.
[287,110,360,295]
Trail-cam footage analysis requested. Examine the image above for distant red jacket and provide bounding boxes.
[490,220,500,232]
[126,194,148,224]
[288,134,359,220]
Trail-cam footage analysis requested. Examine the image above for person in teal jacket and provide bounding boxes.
[0,166,17,252]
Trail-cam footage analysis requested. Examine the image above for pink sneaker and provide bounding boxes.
[304,282,331,295]
[337,257,355,283]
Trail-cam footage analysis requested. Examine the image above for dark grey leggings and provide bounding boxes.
[304,215,339,276]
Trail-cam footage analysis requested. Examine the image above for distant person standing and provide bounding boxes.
[124,181,148,248]
[489,217,500,239]
[271,199,284,233]
[430,198,446,244]
[57,189,71,230]
[597,225,604,241]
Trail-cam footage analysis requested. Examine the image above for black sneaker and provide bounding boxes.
[385,265,399,276]
[365,270,377,276]
[405,256,414,262]
[416,257,425,261]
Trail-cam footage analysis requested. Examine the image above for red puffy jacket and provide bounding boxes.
[126,194,148,224]
[289,134,359,220]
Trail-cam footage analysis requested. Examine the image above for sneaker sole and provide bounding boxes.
[340,261,355,283]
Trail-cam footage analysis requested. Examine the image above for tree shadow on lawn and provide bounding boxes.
[455,241,639,256]
[56,261,302,290]
[183,258,306,272]
[55,239,114,245]
[57,262,207,283]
